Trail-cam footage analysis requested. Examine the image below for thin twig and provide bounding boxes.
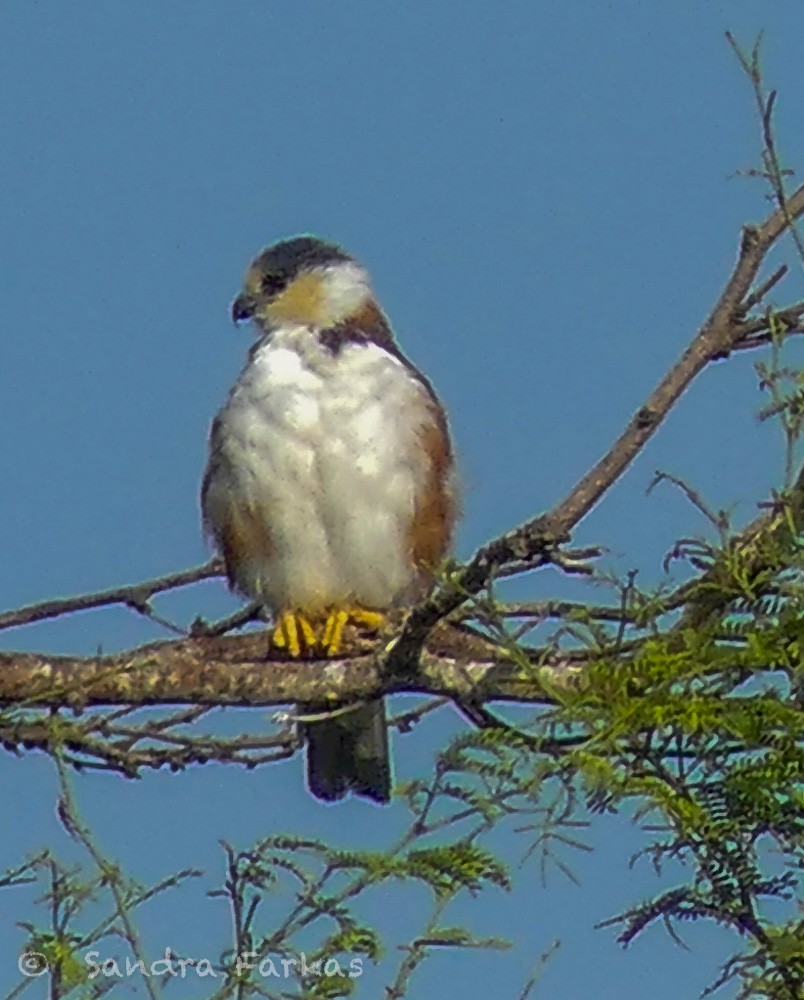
[647,471,730,536]
[0,559,223,632]
[726,31,804,270]
[741,263,788,311]
[53,753,161,1000]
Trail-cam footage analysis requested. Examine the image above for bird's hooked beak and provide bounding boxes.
[231,293,256,325]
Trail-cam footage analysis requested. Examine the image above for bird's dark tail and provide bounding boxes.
[305,700,391,804]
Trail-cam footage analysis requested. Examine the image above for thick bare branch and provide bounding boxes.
[0,624,580,709]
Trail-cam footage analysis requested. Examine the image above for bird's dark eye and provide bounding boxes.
[261,272,287,296]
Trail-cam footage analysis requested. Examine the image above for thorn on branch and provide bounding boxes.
[741,264,788,312]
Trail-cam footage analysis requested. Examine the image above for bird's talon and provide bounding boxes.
[321,609,348,654]
[272,611,316,658]
[272,607,387,657]
[321,606,386,655]
[352,609,386,632]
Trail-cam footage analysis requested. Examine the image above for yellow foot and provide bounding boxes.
[272,611,317,658]
[320,606,386,655]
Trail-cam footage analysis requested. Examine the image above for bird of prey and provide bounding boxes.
[201,235,456,803]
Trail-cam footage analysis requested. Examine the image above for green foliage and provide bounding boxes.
[402,844,510,899]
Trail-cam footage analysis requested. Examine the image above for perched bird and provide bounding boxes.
[201,236,456,803]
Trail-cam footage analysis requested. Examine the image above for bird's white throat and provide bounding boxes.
[317,261,373,325]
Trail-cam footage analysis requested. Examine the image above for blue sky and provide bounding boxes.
[2,2,804,997]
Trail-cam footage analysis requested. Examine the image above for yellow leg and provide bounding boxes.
[272,610,317,658]
[320,606,386,655]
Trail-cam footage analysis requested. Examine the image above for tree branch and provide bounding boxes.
[0,559,223,632]
[387,182,804,673]
[0,624,581,709]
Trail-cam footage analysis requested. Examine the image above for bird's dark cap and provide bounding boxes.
[252,235,353,276]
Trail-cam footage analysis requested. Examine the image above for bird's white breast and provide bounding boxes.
[204,325,434,612]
